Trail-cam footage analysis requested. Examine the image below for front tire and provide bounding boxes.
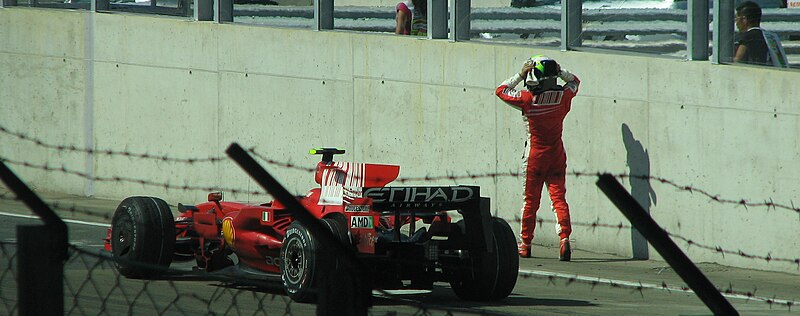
[110,196,175,279]
[449,217,519,301]
[280,217,349,303]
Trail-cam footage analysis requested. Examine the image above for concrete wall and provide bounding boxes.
[2,7,800,274]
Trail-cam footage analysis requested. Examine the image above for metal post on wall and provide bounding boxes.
[315,0,334,30]
[712,0,734,64]
[687,0,709,60]
[215,0,233,22]
[561,0,582,51]
[450,0,470,41]
[0,0,17,8]
[195,0,213,21]
[428,0,447,39]
[91,0,109,11]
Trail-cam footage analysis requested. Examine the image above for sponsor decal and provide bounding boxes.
[265,255,282,267]
[366,232,378,247]
[345,205,370,213]
[363,186,475,208]
[124,205,138,248]
[533,90,563,106]
[319,162,365,205]
[222,217,235,248]
[285,227,308,247]
[350,216,374,229]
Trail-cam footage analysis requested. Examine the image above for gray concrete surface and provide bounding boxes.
[1,7,799,277]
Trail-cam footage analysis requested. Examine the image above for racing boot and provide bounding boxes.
[518,242,531,258]
[559,238,571,261]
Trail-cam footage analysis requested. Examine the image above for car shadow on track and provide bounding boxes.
[372,284,595,309]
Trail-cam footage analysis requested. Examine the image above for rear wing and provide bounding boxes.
[365,186,479,211]
[365,185,492,252]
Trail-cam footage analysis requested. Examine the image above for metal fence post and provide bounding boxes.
[712,0,734,64]
[18,225,66,316]
[428,0,447,39]
[561,0,582,50]
[315,0,334,30]
[215,0,233,23]
[687,0,709,60]
[0,162,68,316]
[450,0,470,41]
[91,0,109,11]
[195,0,213,21]
[596,174,738,316]
[1,0,18,8]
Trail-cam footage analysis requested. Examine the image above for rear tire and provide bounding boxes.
[110,196,175,279]
[321,215,350,245]
[449,217,519,301]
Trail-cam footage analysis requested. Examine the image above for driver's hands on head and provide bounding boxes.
[520,60,535,78]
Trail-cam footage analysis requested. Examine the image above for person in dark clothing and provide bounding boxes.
[734,1,771,66]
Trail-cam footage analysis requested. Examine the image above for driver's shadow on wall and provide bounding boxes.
[621,123,657,260]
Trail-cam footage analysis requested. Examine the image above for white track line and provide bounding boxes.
[0,211,109,227]
[520,269,798,306]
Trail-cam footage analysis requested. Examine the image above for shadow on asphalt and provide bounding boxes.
[565,257,643,263]
[371,285,596,309]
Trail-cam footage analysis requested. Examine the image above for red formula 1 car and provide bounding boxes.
[104,148,518,302]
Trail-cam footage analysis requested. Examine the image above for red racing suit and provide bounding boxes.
[495,72,580,245]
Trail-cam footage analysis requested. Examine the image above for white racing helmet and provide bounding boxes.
[524,55,560,92]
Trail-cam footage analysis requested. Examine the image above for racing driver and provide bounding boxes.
[495,55,580,261]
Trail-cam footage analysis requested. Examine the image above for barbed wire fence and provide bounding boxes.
[0,125,799,314]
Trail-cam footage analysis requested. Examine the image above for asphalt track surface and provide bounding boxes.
[1,192,799,315]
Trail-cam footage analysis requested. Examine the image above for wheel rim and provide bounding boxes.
[113,216,134,258]
[283,238,305,284]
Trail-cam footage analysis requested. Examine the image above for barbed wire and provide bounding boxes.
[64,244,490,315]
[0,156,267,197]
[3,181,800,268]
[669,233,800,267]
[2,124,798,215]
[3,125,800,311]
[522,215,800,268]
[0,125,317,174]
[0,239,796,315]
[0,126,227,165]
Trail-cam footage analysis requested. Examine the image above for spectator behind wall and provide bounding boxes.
[734,1,789,68]
[395,0,427,36]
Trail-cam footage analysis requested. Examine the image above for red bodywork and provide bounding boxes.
[105,161,402,274]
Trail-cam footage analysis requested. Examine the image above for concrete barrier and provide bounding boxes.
[1,7,799,274]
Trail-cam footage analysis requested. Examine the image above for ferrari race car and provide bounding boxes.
[104,148,519,302]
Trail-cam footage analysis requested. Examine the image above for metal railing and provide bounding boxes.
[3,0,798,66]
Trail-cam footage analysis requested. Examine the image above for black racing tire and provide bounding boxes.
[110,196,175,279]
[280,220,320,302]
[449,217,519,301]
[321,215,350,245]
[280,217,350,303]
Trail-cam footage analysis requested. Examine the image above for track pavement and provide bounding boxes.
[0,190,798,315]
